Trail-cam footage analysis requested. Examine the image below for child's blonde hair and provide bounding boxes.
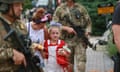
[48,21,62,33]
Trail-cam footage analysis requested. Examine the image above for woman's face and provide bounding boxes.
[49,27,61,41]
[32,21,45,29]
[38,23,45,28]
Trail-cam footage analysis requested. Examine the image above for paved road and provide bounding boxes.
[85,37,114,72]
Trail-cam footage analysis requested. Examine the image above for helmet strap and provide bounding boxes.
[10,4,20,19]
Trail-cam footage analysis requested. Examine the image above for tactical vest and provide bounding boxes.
[59,3,87,28]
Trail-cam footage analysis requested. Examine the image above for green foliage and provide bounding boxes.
[76,0,118,36]
[106,29,117,57]
[24,0,32,10]
[107,42,118,57]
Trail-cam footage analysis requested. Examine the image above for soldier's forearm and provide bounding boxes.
[61,26,70,31]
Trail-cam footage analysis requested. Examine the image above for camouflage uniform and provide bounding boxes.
[53,2,92,72]
[0,13,27,72]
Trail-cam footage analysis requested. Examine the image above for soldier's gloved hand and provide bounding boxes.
[13,49,26,66]
[85,32,91,38]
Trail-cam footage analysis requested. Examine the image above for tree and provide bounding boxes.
[24,0,33,10]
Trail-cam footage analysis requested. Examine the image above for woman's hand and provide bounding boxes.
[32,43,44,51]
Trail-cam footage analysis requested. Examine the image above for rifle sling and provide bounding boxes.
[0,17,11,33]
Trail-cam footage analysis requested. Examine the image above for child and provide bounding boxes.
[44,22,71,72]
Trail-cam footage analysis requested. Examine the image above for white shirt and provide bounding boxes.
[26,22,45,67]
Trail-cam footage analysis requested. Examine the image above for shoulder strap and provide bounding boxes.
[57,40,65,48]
[0,17,11,33]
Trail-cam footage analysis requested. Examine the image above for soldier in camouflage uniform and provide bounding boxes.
[52,0,92,72]
[0,0,41,72]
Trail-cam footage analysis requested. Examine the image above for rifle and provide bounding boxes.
[0,18,40,72]
[64,15,93,48]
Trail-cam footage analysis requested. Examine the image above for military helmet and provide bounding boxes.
[66,0,76,2]
[0,0,24,4]
[0,0,24,13]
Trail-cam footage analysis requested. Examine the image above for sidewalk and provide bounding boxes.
[85,37,114,72]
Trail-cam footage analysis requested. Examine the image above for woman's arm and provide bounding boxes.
[44,25,48,40]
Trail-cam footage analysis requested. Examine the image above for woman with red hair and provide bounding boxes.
[26,7,48,72]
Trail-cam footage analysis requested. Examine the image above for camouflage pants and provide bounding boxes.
[65,36,86,72]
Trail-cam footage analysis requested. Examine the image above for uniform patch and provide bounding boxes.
[19,24,24,30]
